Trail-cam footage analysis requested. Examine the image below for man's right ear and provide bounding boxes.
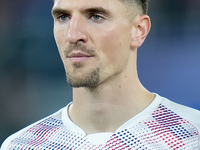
[130,15,151,48]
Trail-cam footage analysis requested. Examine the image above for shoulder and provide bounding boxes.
[0,108,64,150]
[151,94,200,147]
[157,94,200,131]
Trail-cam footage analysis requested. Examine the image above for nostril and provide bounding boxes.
[66,28,88,44]
[79,39,85,42]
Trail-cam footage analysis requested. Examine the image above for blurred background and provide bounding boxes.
[0,0,200,144]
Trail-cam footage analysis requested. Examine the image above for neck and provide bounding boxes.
[68,72,155,134]
[68,50,155,134]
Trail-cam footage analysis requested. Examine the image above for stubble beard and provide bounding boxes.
[66,67,100,88]
[63,42,100,88]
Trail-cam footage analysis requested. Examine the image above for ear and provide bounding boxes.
[130,15,151,48]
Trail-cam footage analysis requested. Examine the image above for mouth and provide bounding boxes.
[67,52,94,63]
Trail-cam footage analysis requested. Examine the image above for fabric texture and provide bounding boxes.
[1,94,200,150]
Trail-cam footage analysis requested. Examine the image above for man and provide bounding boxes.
[1,0,200,149]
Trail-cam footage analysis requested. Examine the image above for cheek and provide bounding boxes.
[54,26,66,47]
[54,26,67,58]
[96,27,131,68]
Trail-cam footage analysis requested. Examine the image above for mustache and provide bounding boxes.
[64,43,96,57]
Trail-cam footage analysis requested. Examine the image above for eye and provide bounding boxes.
[91,14,103,21]
[58,14,70,22]
[92,15,101,20]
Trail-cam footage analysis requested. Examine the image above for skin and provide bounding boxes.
[52,0,154,134]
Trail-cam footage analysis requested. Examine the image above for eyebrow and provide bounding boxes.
[52,8,70,16]
[82,7,111,16]
[52,6,111,17]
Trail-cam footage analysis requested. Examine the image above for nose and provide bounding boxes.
[66,16,88,44]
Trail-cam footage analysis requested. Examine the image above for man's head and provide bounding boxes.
[52,0,151,88]
[53,0,149,19]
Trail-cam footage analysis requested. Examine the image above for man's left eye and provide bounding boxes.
[92,15,102,20]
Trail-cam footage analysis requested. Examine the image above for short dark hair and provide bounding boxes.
[52,0,149,15]
[120,0,149,15]
[135,0,149,14]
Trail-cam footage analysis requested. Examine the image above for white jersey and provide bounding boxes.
[1,94,200,150]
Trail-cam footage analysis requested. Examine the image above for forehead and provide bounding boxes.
[53,0,126,14]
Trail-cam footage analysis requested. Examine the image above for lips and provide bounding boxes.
[68,52,91,58]
[67,52,93,63]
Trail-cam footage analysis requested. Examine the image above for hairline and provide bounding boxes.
[52,0,148,14]
[52,0,147,21]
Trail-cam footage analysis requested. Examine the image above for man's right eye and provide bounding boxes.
[58,15,69,21]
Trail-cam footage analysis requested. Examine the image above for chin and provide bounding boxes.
[66,68,100,88]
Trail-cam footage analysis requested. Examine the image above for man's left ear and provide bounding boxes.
[130,15,151,48]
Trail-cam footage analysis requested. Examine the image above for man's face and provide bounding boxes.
[52,0,134,88]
